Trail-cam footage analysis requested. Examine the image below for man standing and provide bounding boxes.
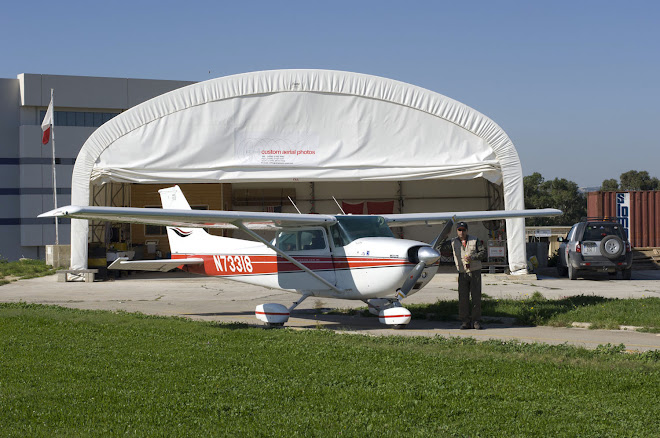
[451,222,486,329]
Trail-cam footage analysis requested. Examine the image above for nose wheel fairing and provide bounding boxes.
[366,298,412,327]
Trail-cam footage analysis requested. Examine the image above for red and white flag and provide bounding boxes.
[41,97,54,145]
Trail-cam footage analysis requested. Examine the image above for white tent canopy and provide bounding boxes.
[71,69,527,272]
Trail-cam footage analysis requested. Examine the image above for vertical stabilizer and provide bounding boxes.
[158,186,208,254]
[159,185,192,210]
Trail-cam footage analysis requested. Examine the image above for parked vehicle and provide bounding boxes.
[557,218,633,280]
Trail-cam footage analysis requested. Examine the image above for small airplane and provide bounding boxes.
[40,186,561,328]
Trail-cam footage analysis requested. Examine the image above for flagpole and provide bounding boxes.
[50,88,59,245]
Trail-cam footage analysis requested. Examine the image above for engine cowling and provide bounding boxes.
[396,245,441,300]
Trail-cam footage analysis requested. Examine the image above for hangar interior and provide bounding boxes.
[88,179,505,267]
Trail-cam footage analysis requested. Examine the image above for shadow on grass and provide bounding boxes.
[407,294,612,326]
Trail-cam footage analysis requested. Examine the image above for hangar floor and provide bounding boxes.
[1,270,659,352]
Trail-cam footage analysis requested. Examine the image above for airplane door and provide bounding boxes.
[275,228,336,291]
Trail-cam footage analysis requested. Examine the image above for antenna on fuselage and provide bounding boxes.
[332,196,346,215]
[288,196,302,214]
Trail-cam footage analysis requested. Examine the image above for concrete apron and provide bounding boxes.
[1,270,659,352]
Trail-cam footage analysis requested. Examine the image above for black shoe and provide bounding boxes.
[473,321,484,330]
[460,322,471,330]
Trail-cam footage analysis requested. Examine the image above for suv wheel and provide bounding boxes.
[568,260,578,280]
[557,265,568,277]
[600,235,624,259]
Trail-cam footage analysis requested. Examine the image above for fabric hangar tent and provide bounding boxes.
[70,69,528,273]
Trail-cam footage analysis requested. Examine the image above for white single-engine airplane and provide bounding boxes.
[40,186,561,328]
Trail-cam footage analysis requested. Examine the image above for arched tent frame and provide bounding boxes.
[71,69,528,272]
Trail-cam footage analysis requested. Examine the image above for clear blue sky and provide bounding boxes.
[2,0,658,187]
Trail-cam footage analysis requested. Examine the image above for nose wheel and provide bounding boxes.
[366,298,412,328]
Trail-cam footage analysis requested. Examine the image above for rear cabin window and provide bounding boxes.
[583,223,623,241]
[277,229,327,252]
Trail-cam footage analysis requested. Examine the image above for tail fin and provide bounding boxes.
[159,185,192,210]
[158,186,208,254]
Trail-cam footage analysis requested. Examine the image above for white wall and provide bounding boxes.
[0,73,194,260]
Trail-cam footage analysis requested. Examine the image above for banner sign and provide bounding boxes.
[488,246,506,257]
[616,192,630,240]
[235,131,320,166]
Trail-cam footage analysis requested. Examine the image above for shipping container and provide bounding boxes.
[587,191,660,248]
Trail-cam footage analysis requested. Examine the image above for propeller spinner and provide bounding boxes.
[395,246,441,300]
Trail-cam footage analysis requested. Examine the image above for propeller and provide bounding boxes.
[395,218,456,300]
[395,246,441,300]
[429,217,456,251]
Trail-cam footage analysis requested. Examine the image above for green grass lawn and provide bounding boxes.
[0,258,55,285]
[1,303,658,437]
[406,293,660,332]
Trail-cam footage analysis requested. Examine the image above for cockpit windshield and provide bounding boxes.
[329,216,394,247]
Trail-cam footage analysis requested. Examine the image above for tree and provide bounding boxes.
[619,170,660,191]
[524,172,586,226]
[600,170,659,191]
[600,179,619,191]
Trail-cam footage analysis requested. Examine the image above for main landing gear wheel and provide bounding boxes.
[255,304,290,327]
[255,294,311,328]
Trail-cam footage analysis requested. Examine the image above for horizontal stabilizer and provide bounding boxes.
[107,258,204,272]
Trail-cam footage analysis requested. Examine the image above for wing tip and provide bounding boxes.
[38,208,64,218]
[37,205,81,218]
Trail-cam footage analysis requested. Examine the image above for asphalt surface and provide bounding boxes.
[1,267,659,352]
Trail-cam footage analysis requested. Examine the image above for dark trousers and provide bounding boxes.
[458,270,482,323]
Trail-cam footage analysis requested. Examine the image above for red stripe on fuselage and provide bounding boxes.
[172,253,412,277]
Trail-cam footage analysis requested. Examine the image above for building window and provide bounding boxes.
[40,110,120,128]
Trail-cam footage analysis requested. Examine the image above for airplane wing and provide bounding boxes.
[38,206,337,229]
[381,208,562,227]
[107,257,205,272]
[39,205,560,229]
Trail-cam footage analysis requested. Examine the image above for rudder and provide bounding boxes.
[158,186,208,254]
[159,185,192,210]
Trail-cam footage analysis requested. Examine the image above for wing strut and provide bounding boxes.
[236,223,345,295]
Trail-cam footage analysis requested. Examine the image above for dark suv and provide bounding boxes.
[557,218,633,280]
